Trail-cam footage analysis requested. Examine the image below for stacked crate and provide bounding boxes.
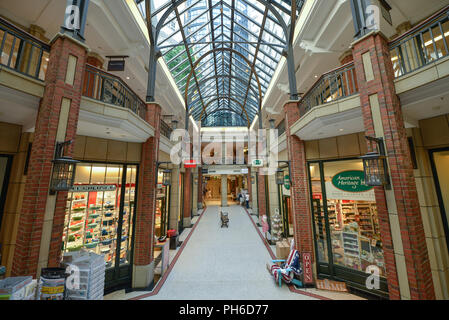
[63,250,105,300]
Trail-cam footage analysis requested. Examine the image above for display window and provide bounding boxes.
[308,159,387,295]
[155,169,170,239]
[0,155,13,233]
[62,163,137,271]
[429,148,449,254]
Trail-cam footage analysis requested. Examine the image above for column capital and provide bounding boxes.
[49,32,90,51]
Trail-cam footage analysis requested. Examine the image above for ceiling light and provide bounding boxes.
[126,76,130,80]
[339,129,344,132]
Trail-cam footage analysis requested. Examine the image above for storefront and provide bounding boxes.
[0,155,12,233]
[61,162,138,290]
[307,158,388,297]
[155,169,170,240]
[429,148,449,253]
[178,172,185,234]
[281,171,293,238]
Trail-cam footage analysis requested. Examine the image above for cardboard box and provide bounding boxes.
[276,240,290,260]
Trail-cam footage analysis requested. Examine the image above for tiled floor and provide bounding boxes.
[105,205,364,300]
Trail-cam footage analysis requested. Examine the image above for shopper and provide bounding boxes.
[245,193,250,209]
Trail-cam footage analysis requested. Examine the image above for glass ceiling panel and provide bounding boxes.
[135,0,305,126]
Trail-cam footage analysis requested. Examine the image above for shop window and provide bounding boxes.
[309,159,387,286]
[155,169,170,239]
[62,163,137,270]
[309,163,329,264]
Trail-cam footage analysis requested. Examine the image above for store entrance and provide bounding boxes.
[429,148,449,253]
[203,174,248,206]
[155,169,170,241]
[62,162,138,291]
[308,159,388,298]
[0,155,12,234]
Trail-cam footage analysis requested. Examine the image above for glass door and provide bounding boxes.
[0,155,13,234]
[178,173,184,234]
[308,160,388,297]
[429,148,449,252]
[62,163,138,290]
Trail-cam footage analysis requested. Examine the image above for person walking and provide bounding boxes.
[245,192,250,209]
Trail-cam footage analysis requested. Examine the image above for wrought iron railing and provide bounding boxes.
[298,62,358,117]
[83,64,146,120]
[160,119,173,138]
[390,5,449,78]
[0,17,50,81]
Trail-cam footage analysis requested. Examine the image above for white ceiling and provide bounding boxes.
[1,0,448,133]
[0,85,39,132]
[262,0,449,128]
[0,0,187,125]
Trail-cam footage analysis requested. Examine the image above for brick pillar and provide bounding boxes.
[197,170,203,207]
[247,167,252,207]
[183,168,192,218]
[284,102,314,259]
[257,134,267,218]
[11,34,87,277]
[352,33,434,299]
[133,103,161,286]
[257,172,267,217]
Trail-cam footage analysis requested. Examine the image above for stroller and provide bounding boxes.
[220,211,229,228]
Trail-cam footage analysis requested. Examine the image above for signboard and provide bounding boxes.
[107,60,125,72]
[284,175,291,190]
[332,170,372,193]
[302,252,314,284]
[316,279,348,293]
[184,160,197,168]
[202,168,209,174]
[70,184,116,192]
[326,170,375,202]
[241,168,249,174]
[251,159,263,167]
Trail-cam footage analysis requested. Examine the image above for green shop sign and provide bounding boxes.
[331,170,373,193]
[284,175,291,190]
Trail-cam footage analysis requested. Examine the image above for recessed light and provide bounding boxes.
[314,75,318,78]
[339,128,344,132]
[126,76,130,80]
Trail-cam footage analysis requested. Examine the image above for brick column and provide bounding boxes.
[257,173,267,217]
[284,102,314,259]
[352,32,434,299]
[247,167,252,207]
[183,167,192,223]
[12,34,88,277]
[197,170,203,208]
[133,103,161,288]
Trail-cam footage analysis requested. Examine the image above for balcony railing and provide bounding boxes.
[298,62,358,117]
[160,119,173,138]
[390,5,449,78]
[83,64,146,120]
[0,17,50,81]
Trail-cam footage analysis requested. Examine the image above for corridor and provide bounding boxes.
[140,206,316,300]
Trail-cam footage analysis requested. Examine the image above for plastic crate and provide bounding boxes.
[0,277,33,296]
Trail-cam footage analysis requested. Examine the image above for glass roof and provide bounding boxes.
[136,0,305,127]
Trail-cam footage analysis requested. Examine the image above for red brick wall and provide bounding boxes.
[134,103,161,266]
[352,33,434,299]
[184,168,192,218]
[197,171,203,204]
[12,36,87,276]
[247,167,252,203]
[284,102,314,260]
